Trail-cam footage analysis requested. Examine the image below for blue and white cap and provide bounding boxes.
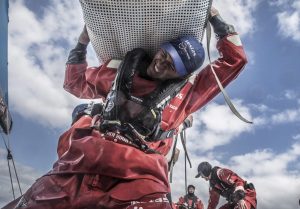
[161,35,205,76]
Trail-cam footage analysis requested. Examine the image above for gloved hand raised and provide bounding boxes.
[208,6,236,39]
[66,25,90,64]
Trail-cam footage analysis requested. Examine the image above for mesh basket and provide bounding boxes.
[80,0,212,63]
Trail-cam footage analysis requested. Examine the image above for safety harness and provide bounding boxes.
[99,48,187,144]
[184,195,198,209]
[209,167,235,201]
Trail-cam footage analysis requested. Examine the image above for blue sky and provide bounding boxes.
[1,0,300,208]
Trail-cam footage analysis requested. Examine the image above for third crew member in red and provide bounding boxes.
[176,185,204,209]
[195,162,257,209]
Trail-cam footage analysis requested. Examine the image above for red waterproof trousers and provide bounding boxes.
[2,116,172,209]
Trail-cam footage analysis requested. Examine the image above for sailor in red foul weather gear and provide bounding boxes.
[195,162,257,209]
[176,185,204,209]
[2,7,248,209]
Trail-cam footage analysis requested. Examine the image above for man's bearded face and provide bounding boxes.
[188,187,195,194]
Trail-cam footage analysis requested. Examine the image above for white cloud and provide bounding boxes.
[214,0,259,36]
[277,11,300,40]
[8,0,98,129]
[249,103,269,112]
[270,0,289,7]
[284,90,298,100]
[271,0,300,42]
[293,134,300,140]
[249,91,300,125]
[271,108,300,124]
[186,101,254,152]
[229,142,300,209]
[0,149,40,207]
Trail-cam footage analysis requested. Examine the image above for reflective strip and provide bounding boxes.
[227,34,242,46]
[188,74,197,84]
[107,59,122,69]
[150,109,157,118]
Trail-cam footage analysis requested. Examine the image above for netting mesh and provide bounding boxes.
[80,0,212,63]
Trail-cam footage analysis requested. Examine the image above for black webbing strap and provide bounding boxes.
[180,130,192,194]
[185,152,187,194]
[184,195,197,209]
[181,130,192,169]
[206,22,253,124]
[169,134,179,183]
[166,193,175,209]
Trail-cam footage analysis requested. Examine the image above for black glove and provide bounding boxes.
[209,15,236,39]
[66,42,88,64]
[71,102,103,124]
[230,190,245,204]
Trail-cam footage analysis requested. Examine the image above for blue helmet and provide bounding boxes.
[161,35,205,76]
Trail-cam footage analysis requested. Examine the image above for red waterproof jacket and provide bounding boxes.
[177,195,204,209]
[207,167,257,209]
[59,34,247,201]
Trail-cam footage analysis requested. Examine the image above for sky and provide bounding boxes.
[1,0,300,208]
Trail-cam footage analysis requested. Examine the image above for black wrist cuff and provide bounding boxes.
[75,42,88,51]
[66,42,87,64]
[209,15,236,39]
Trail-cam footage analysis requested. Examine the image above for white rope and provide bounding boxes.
[206,22,253,124]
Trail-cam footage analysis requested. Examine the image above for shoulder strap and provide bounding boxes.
[210,166,221,187]
[169,134,179,183]
[144,78,187,109]
[117,48,150,95]
[184,195,189,204]
[119,48,187,111]
[210,166,235,199]
[183,195,197,209]
[191,196,197,209]
[101,48,150,122]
